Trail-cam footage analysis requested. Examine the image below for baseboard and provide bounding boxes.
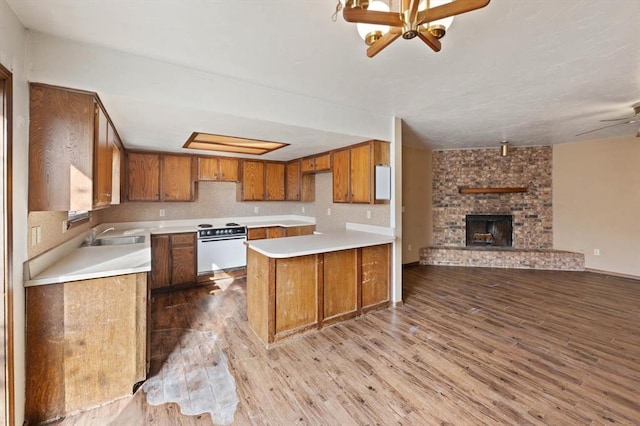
[585,268,640,281]
[392,300,404,308]
[402,262,420,267]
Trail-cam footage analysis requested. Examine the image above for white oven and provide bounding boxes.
[196,225,247,274]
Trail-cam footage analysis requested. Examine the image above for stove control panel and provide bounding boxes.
[198,226,247,238]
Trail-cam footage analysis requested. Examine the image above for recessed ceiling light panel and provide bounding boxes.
[183,132,289,155]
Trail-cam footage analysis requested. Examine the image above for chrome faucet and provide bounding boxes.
[96,227,115,238]
[87,227,115,244]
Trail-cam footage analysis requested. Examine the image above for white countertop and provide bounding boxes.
[245,229,395,258]
[24,215,316,287]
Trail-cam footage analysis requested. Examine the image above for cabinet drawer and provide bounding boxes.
[171,233,196,246]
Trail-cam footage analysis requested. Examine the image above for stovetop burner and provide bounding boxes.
[198,224,213,228]
[226,222,240,226]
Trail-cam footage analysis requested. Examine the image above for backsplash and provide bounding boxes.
[101,173,390,232]
[27,210,103,259]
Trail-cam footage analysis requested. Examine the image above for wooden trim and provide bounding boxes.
[267,258,276,344]
[585,268,640,281]
[356,248,363,315]
[459,187,528,194]
[317,253,324,329]
[1,62,15,426]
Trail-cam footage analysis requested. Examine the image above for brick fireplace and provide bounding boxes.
[421,146,584,270]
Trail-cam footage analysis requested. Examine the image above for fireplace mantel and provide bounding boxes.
[458,187,528,194]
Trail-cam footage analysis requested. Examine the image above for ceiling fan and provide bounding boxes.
[340,0,491,57]
[576,102,640,138]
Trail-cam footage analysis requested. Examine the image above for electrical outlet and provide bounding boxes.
[159,209,165,217]
[408,244,412,251]
[301,206,305,213]
[31,227,38,246]
[327,208,331,216]
[254,206,259,214]
[62,219,68,233]
[594,248,600,256]
[366,210,371,219]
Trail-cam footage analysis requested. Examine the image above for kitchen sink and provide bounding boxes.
[82,235,145,247]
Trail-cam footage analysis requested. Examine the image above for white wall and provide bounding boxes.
[553,136,640,277]
[0,0,29,422]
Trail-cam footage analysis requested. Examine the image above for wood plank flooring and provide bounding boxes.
[52,266,640,425]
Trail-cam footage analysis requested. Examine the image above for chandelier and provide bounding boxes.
[337,0,490,57]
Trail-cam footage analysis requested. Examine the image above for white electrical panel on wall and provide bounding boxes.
[375,165,391,200]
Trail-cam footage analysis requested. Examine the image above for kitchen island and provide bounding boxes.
[245,228,395,346]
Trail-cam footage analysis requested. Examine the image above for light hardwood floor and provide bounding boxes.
[53,266,640,425]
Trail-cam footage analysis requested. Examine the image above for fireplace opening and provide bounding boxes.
[465,215,513,247]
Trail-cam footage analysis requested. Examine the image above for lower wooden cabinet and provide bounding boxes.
[150,232,196,289]
[246,243,391,345]
[247,225,315,240]
[323,249,358,324]
[25,273,147,424]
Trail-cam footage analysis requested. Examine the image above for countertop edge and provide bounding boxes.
[25,264,151,287]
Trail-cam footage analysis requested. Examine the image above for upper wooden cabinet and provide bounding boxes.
[29,84,123,212]
[198,156,240,182]
[238,160,265,201]
[301,152,331,174]
[265,162,285,201]
[332,140,390,204]
[238,160,287,201]
[127,152,195,202]
[286,160,315,202]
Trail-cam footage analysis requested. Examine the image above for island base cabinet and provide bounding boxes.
[25,273,147,424]
[361,244,391,312]
[247,250,319,344]
[322,249,358,326]
[246,243,391,346]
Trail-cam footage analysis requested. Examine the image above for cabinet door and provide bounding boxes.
[150,235,170,289]
[28,84,94,212]
[314,153,331,172]
[286,225,316,237]
[127,152,160,201]
[241,161,265,201]
[301,157,315,173]
[110,128,121,205]
[93,105,112,208]
[349,144,372,203]
[198,157,219,181]
[332,149,350,203]
[275,255,318,335]
[323,249,358,322]
[265,162,285,201]
[266,227,286,239]
[361,244,390,310]
[171,245,196,286]
[218,157,240,182]
[162,155,194,201]
[285,161,301,201]
[247,227,267,240]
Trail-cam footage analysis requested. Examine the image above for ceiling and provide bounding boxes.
[7,0,640,159]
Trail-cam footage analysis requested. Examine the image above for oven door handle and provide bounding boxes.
[198,236,247,243]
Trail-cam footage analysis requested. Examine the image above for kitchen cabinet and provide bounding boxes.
[284,225,316,237]
[93,105,112,208]
[265,162,285,201]
[162,155,196,201]
[247,225,315,240]
[238,160,287,201]
[332,140,390,204]
[323,249,358,325]
[150,233,197,289]
[246,242,391,345]
[29,84,124,212]
[286,160,315,202]
[238,160,265,201]
[198,156,240,182]
[301,152,331,174]
[361,244,391,311]
[127,152,195,202]
[25,273,147,424]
